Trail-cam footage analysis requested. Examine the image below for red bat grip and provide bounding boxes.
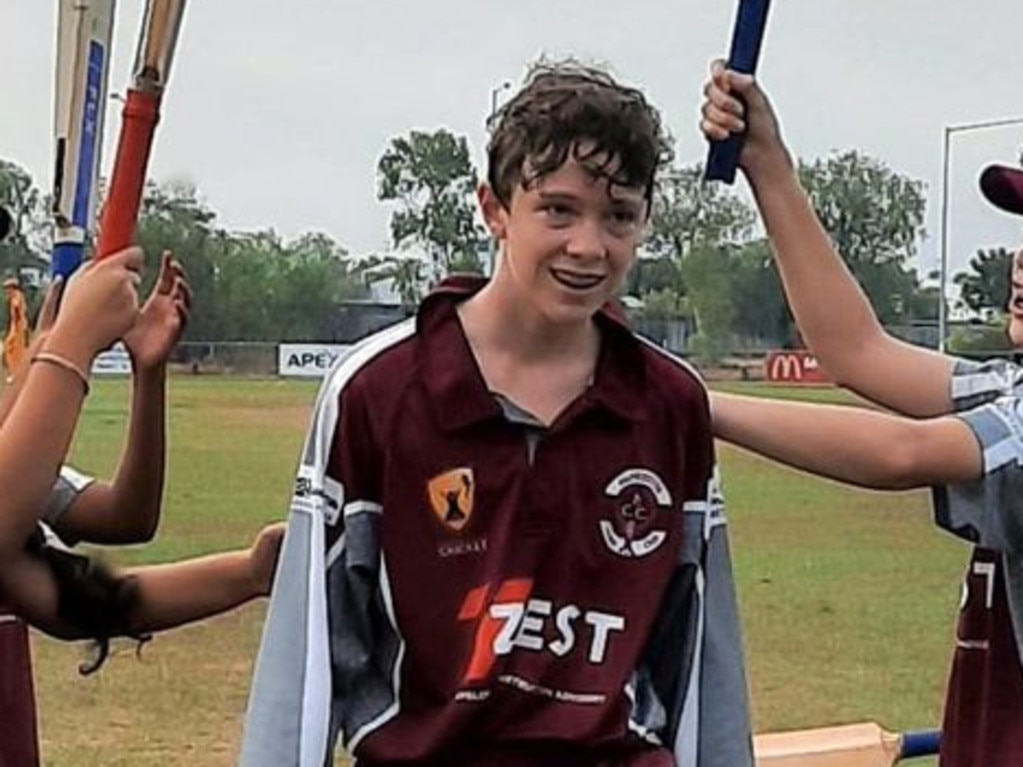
[95,88,162,258]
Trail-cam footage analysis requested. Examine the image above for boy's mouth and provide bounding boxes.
[1011,281,1023,315]
[550,268,606,291]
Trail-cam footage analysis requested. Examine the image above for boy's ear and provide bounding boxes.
[477,183,508,240]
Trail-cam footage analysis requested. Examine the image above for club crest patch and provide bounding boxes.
[600,467,671,558]
[428,467,475,533]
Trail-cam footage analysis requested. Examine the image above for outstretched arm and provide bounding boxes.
[700,62,955,417]
[710,391,980,490]
[123,523,283,634]
[1,523,284,641]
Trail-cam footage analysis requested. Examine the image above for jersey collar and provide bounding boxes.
[416,276,647,432]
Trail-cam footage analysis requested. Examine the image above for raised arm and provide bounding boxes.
[710,391,980,490]
[0,250,141,559]
[57,252,190,544]
[700,61,954,417]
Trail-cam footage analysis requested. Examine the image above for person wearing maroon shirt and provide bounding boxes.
[241,61,755,767]
[700,59,1023,766]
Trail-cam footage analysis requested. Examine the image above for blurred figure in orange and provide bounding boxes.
[3,277,30,384]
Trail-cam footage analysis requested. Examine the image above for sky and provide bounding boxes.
[3,0,1023,286]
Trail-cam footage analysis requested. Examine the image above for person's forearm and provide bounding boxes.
[711,392,978,490]
[0,330,90,552]
[745,168,955,415]
[747,169,885,367]
[109,364,167,540]
[126,550,261,634]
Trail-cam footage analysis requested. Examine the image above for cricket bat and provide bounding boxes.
[704,0,772,184]
[51,0,116,279]
[754,723,940,766]
[95,0,187,259]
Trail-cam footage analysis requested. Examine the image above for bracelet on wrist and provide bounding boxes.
[31,352,90,396]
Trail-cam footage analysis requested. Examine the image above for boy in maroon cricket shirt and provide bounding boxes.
[241,61,756,767]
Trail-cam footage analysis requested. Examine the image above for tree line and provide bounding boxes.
[0,129,1018,354]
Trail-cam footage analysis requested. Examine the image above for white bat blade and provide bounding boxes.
[52,0,116,239]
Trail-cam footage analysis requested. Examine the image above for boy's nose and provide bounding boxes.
[564,219,608,260]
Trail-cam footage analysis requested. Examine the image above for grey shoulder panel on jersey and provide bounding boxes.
[637,471,753,767]
[935,398,1023,552]
[239,506,330,767]
[938,362,1023,677]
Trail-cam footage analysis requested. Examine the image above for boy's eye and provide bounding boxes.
[607,208,641,232]
[542,203,574,217]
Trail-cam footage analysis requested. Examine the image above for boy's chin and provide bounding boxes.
[1008,320,1023,349]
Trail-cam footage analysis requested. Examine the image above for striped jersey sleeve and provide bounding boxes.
[239,320,414,767]
[933,357,1023,552]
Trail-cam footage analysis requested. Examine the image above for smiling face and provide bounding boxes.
[480,149,647,327]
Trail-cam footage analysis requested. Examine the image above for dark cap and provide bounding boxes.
[980,164,1023,217]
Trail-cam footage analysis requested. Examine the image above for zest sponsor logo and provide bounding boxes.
[457,578,626,683]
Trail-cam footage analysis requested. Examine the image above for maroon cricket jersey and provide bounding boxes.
[0,614,39,767]
[940,547,1023,766]
[324,280,720,765]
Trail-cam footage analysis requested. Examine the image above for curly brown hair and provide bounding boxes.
[486,60,674,213]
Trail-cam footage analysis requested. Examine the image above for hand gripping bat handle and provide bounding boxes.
[704,0,771,184]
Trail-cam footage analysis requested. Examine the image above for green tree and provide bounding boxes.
[136,181,367,342]
[358,252,427,308]
[377,129,485,288]
[634,162,756,345]
[278,232,367,340]
[798,150,927,322]
[648,164,756,260]
[729,239,792,347]
[136,180,222,340]
[0,161,48,281]
[681,244,742,361]
[954,247,1012,315]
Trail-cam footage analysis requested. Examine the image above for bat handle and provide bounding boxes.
[705,132,746,185]
[51,243,85,281]
[901,730,940,759]
[704,0,771,184]
[95,88,162,259]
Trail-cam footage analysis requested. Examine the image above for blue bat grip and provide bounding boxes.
[901,730,940,759]
[51,242,85,282]
[704,0,772,184]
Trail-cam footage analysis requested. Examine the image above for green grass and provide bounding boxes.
[32,378,954,765]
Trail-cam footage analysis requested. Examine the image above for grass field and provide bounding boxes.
[31,377,961,765]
